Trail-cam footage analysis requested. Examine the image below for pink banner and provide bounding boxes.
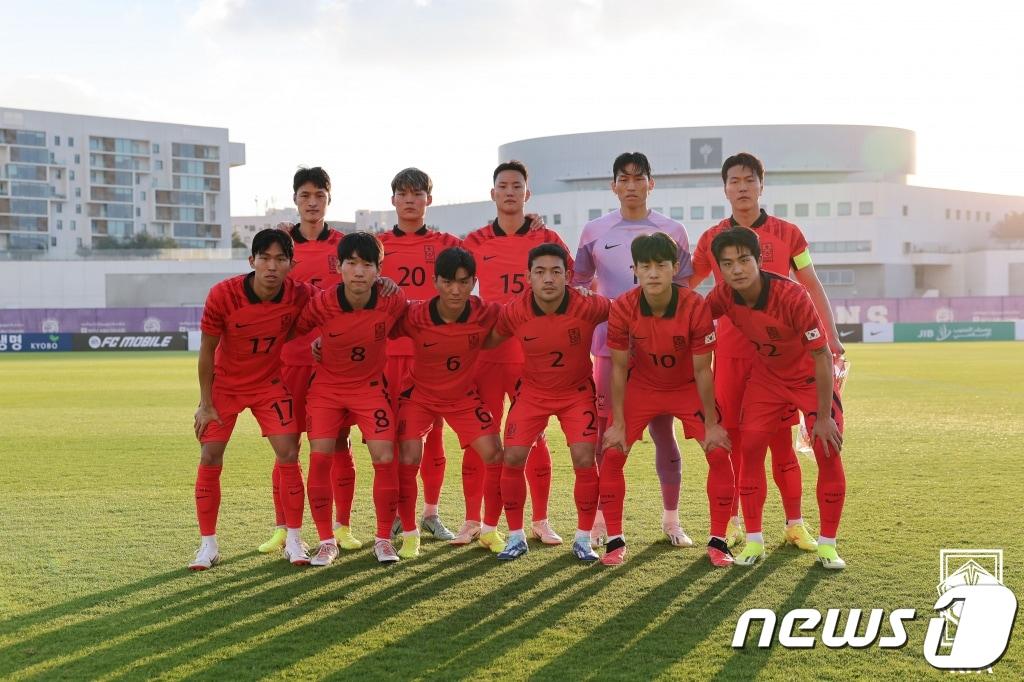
[830,296,1024,324]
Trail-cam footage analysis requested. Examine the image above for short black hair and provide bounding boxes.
[613,152,652,179]
[338,231,384,267]
[721,152,765,185]
[391,167,433,195]
[631,232,678,265]
[527,242,569,271]
[293,166,331,194]
[710,227,761,264]
[252,228,294,259]
[435,247,476,280]
[493,160,528,183]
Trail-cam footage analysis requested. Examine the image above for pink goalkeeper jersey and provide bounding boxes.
[572,209,692,356]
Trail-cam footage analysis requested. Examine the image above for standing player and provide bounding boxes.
[190,229,314,570]
[260,167,363,556]
[706,228,846,569]
[689,152,845,551]
[572,152,695,547]
[487,243,611,562]
[460,161,572,546]
[393,247,506,558]
[293,232,407,566]
[379,168,462,540]
[602,233,735,567]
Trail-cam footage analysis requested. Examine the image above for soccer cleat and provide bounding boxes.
[283,538,311,566]
[257,528,286,554]
[817,543,847,570]
[734,541,765,566]
[310,542,340,567]
[662,523,694,547]
[449,520,481,545]
[601,538,627,566]
[784,524,818,552]
[478,530,507,554]
[572,539,600,562]
[590,519,608,548]
[707,537,734,568]
[530,520,564,545]
[188,539,220,571]
[397,534,421,559]
[726,520,745,548]
[420,515,455,541]
[496,538,529,561]
[333,525,363,550]
[374,539,400,564]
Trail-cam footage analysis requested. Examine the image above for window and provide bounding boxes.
[153,143,160,154]
[71,220,76,231]
[859,201,874,216]
[136,207,141,217]
[75,188,81,198]
[156,160,163,170]
[57,220,62,230]
[690,206,704,220]
[837,202,852,216]
[945,208,951,219]
[818,269,855,286]
[711,205,725,219]
[816,202,830,217]
[773,204,788,217]
[76,204,81,214]
[68,137,74,147]
[902,205,909,217]
[553,214,561,225]
[56,203,62,214]
[140,191,146,201]
[588,208,601,220]
[69,170,75,181]
[54,135,61,146]
[51,236,57,247]
[670,207,684,220]
[652,207,662,215]
[74,154,80,164]
[795,203,809,217]
[808,240,871,253]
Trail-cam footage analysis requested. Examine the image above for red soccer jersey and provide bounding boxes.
[294,283,407,390]
[200,273,313,393]
[281,223,345,366]
[692,210,811,358]
[606,284,717,391]
[705,272,827,387]
[495,287,611,393]
[463,218,574,364]
[392,296,500,403]
[379,226,463,356]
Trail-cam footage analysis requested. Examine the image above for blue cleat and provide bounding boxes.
[497,538,529,561]
[572,539,599,562]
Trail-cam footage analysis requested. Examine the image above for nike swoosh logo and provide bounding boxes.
[524,336,538,341]
[328,332,346,337]
[483,255,497,261]
[235,322,258,328]
[424,342,438,347]
[314,503,329,509]
[869,330,882,336]
[633,336,647,340]
[839,330,855,338]
[604,244,621,249]
[375,427,389,433]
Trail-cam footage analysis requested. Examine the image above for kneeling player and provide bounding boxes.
[602,233,734,567]
[487,243,611,562]
[190,229,314,570]
[706,228,846,569]
[294,232,407,565]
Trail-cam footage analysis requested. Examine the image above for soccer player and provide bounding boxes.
[460,160,573,546]
[260,167,363,556]
[393,247,506,558]
[689,152,845,550]
[705,228,846,569]
[572,152,695,547]
[602,232,735,567]
[488,243,611,562]
[190,229,314,570]
[379,168,463,540]
[293,232,407,565]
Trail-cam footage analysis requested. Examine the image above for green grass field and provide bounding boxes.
[0,343,1021,680]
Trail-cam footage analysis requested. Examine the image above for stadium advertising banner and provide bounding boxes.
[893,322,1016,343]
[830,296,1024,323]
[0,307,203,334]
[71,332,189,351]
[836,324,863,343]
[0,333,73,352]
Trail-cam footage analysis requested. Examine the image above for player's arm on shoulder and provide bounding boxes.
[602,347,631,453]
[484,306,514,348]
[704,284,726,320]
[571,239,596,287]
[194,333,222,440]
[809,345,843,456]
[793,260,844,356]
[688,235,712,288]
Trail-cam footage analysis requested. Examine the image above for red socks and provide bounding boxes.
[271,461,285,526]
[372,461,399,539]
[727,428,742,517]
[483,462,503,527]
[597,448,626,537]
[461,446,484,522]
[398,462,420,533]
[705,446,735,538]
[277,461,305,529]
[769,428,803,521]
[332,444,356,527]
[307,452,333,541]
[500,464,527,532]
[573,465,600,532]
[195,464,222,536]
[814,441,846,537]
[525,438,552,521]
[738,431,772,534]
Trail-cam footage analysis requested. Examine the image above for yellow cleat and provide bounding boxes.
[258,528,286,554]
[397,534,420,559]
[734,541,765,566]
[478,530,507,554]
[817,543,847,570]
[725,520,745,548]
[333,525,363,550]
[784,524,818,552]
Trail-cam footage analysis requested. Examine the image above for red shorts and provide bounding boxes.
[504,380,598,447]
[740,373,845,434]
[624,381,718,447]
[306,378,394,442]
[281,363,314,429]
[593,355,612,418]
[715,354,798,430]
[201,377,299,443]
[385,355,414,411]
[397,385,498,448]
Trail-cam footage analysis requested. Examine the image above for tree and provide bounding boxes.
[991,212,1024,240]
[231,231,246,248]
[93,232,179,250]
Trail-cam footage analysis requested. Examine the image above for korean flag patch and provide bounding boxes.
[805,328,821,341]
[704,332,716,345]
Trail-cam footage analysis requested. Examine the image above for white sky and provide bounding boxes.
[2,0,1022,221]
